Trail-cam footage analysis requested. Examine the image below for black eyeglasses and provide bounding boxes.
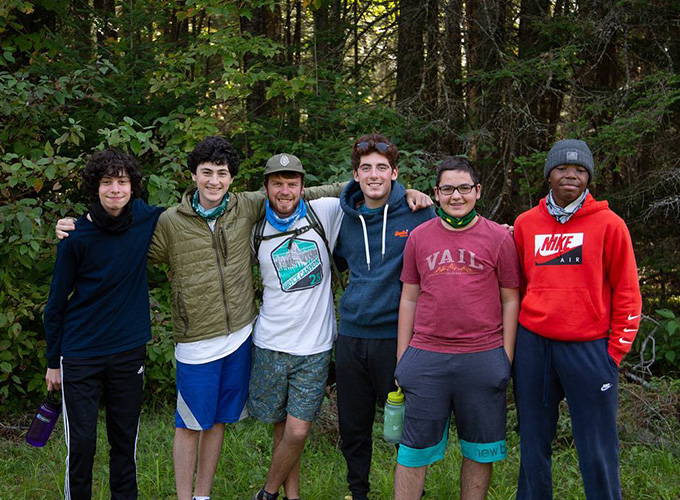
[437,184,476,195]
[357,141,390,153]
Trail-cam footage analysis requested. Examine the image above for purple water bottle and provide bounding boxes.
[26,391,62,447]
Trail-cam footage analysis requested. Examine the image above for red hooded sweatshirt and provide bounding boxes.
[513,193,642,365]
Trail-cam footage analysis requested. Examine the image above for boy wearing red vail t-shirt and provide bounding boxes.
[394,157,520,500]
[513,139,642,500]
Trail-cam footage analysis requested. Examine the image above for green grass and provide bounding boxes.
[2,393,679,500]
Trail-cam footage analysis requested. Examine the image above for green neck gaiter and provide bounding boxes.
[438,206,478,229]
[192,189,229,221]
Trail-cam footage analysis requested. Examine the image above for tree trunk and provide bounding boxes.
[70,0,93,60]
[93,0,117,47]
[396,0,425,105]
[241,4,281,121]
[465,0,508,159]
[423,0,440,112]
[518,0,560,149]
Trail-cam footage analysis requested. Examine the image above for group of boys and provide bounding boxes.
[45,135,641,500]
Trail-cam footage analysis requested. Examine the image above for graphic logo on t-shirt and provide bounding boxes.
[534,233,583,266]
[271,237,323,292]
[425,248,484,274]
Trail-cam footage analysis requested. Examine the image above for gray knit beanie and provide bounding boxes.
[544,139,594,183]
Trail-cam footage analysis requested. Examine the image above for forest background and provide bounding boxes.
[1,0,680,414]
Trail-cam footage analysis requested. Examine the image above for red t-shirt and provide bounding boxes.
[400,216,520,353]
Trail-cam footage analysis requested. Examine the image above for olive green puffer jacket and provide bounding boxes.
[148,188,265,342]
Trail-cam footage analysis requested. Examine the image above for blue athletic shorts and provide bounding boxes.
[248,346,331,423]
[175,336,251,430]
[394,346,511,467]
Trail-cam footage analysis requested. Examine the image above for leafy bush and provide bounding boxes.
[634,309,680,376]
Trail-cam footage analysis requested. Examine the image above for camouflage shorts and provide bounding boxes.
[248,346,331,423]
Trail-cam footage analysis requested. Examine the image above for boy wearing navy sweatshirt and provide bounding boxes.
[44,149,164,500]
[513,139,642,500]
[333,134,434,500]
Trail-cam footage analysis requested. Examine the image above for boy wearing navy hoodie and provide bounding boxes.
[513,139,642,500]
[333,134,434,500]
[44,149,164,500]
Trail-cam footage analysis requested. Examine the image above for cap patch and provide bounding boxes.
[566,151,578,162]
[280,155,290,166]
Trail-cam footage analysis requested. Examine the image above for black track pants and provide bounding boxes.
[61,345,145,500]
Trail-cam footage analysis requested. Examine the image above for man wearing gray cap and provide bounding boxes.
[512,139,642,500]
[249,153,344,500]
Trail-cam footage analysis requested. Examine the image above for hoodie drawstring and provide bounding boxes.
[358,204,390,271]
[359,214,371,271]
[381,204,388,262]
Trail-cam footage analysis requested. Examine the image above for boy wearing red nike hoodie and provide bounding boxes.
[513,139,642,500]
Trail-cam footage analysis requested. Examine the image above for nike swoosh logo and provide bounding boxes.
[627,314,640,321]
[623,328,637,333]
[619,338,633,344]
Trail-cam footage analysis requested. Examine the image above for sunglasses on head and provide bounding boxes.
[357,141,390,153]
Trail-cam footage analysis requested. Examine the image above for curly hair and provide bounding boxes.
[187,136,241,176]
[436,156,480,186]
[350,133,399,171]
[81,149,143,201]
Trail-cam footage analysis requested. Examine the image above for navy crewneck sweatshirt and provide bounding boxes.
[334,180,435,338]
[43,199,164,368]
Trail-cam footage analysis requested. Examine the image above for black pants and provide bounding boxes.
[336,336,397,499]
[61,345,146,500]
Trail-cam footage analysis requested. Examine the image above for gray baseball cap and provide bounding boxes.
[264,153,305,176]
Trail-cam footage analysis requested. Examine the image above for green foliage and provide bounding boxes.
[2,0,680,410]
[144,280,178,403]
[513,152,548,200]
[398,150,437,194]
[643,309,680,371]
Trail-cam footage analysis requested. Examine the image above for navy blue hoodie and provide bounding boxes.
[334,180,435,338]
[44,199,164,367]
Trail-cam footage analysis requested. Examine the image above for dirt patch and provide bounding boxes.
[619,376,680,452]
[0,412,32,444]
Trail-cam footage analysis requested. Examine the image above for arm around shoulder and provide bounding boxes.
[304,181,348,200]
[235,189,267,222]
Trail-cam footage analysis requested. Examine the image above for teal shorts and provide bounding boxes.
[248,346,331,423]
[394,346,511,467]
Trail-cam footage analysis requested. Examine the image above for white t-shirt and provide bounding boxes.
[254,198,344,355]
[175,321,253,364]
[174,218,252,364]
